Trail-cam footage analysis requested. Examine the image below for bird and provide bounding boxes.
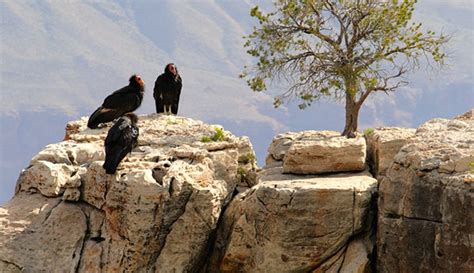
[102,113,139,174]
[87,75,144,129]
[153,63,182,115]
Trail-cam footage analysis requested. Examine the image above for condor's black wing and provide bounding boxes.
[105,117,129,144]
[103,117,139,174]
[102,86,141,112]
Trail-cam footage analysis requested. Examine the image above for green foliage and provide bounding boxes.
[201,136,212,143]
[167,118,185,125]
[212,127,225,141]
[237,166,251,184]
[238,153,256,165]
[242,0,448,134]
[248,77,266,92]
[364,128,375,136]
[201,127,225,143]
[237,167,247,177]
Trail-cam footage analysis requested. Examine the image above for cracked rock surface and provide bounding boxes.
[0,114,257,273]
[365,127,416,178]
[206,166,377,272]
[377,115,474,272]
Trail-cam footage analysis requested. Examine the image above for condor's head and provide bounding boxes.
[124,112,139,125]
[129,74,145,91]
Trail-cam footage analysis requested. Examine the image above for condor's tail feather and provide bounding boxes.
[87,107,103,129]
[103,154,120,174]
[103,147,129,174]
[87,107,121,129]
[103,149,121,174]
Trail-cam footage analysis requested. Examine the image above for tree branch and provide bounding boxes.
[356,66,407,108]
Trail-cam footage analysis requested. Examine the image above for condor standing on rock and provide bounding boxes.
[87,75,144,129]
[103,113,139,174]
[153,63,182,115]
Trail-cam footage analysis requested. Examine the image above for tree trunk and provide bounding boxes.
[342,92,360,137]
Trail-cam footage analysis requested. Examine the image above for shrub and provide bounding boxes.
[364,128,375,136]
[201,127,225,142]
[211,127,225,142]
[238,153,256,164]
[201,136,212,143]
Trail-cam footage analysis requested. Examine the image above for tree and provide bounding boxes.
[241,0,448,136]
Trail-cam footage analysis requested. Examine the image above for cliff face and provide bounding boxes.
[376,115,473,272]
[1,111,473,272]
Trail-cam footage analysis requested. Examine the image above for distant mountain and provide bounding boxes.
[0,0,276,125]
[0,0,472,204]
[1,0,472,122]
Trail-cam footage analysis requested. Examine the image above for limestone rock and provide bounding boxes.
[16,160,82,197]
[236,136,259,188]
[454,108,473,120]
[266,130,329,163]
[377,116,474,272]
[1,114,254,272]
[266,131,301,161]
[31,141,105,165]
[5,110,471,273]
[152,158,232,272]
[365,127,416,177]
[63,187,81,201]
[339,236,372,273]
[207,168,377,272]
[282,131,366,174]
[0,193,89,272]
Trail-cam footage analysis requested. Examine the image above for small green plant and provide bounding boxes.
[364,128,375,136]
[201,127,225,142]
[167,118,177,125]
[211,127,225,141]
[167,118,186,125]
[238,153,256,164]
[469,161,474,172]
[237,167,246,176]
[201,136,212,143]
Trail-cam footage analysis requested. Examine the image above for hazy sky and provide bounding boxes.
[1,0,473,204]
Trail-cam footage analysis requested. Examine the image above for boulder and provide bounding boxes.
[377,116,474,272]
[365,127,416,177]
[266,131,302,162]
[282,131,366,174]
[207,168,377,272]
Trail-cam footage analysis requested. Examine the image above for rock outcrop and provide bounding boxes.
[206,129,377,272]
[1,110,472,273]
[267,131,367,174]
[377,115,474,272]
[0,114,257,272]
